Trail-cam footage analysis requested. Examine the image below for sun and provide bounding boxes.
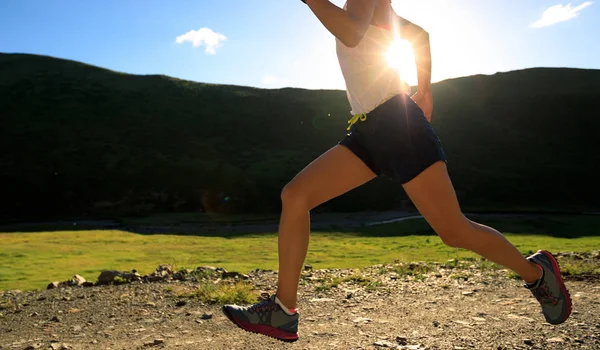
[386,37,418,86]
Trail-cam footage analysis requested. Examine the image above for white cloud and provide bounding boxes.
[175,28,227,54]
[530,2,593,28]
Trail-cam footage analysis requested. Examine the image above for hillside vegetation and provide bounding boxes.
[1,53,599,220]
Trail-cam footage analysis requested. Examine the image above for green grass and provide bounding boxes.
[1,216,599,291]
[175,282,256,304]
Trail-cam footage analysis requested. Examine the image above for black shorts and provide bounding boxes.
[340,94,447,184]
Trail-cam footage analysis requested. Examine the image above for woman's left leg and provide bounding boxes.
[401,161,542,282]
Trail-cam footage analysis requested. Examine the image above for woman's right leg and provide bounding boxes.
[276,145,376,309]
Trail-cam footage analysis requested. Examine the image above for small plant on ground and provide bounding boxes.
[182,282,256,304]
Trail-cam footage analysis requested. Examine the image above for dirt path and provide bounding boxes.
[1,263,599,350]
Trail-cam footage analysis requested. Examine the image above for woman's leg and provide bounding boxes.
[402,161,542,283]
[276,145,376,309]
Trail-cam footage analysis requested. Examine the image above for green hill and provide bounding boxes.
[1,53,599,221]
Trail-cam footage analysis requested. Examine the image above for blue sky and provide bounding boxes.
[1,0,598,89]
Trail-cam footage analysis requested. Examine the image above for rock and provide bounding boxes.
[51,316,61,322]
[155,265,173,274]
[304,264,313,271]
[30,312,39,317]
[201,312,213,320]
[24,344,43,350]
[47,282,60,289]
[462,291,475,296]
[310,298,335,303]
[222,271,249,280]
[67,275,86,286]
[144,339,165,347]
[145,302,156,307]
[82,282,94,288]
[97,270,140,284]
[432,320,440,327]
[196,266,217,272]
[175,300,187,307]
[547,337,564,343]
[396,336,408,345]
[353,317,372,323]
[523,339,533,345]
[373,340,396,348]
[471,317,486,322]
[73,325,82,332]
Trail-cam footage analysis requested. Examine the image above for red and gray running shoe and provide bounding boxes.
[526,250,572,324]
[222,293,299,342]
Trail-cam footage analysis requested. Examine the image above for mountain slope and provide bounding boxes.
[1,53,599,220]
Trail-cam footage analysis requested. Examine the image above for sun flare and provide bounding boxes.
[386,37,417,86]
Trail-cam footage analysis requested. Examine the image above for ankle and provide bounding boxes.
[275,295,298,315]
[523,262,543,284]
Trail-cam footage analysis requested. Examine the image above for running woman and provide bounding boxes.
[222,0,572,342]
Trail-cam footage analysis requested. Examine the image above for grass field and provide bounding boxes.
[1,215,599,291]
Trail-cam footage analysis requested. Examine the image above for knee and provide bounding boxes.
[435,219,473,249]
[280,182,309,211]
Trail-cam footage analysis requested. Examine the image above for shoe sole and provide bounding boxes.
[538,250,573,324]
[222,306,299,342]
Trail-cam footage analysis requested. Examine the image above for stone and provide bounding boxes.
[396,336,408,345]
[222,271,249,279]
[353,317,372,323]
[547,337,564,343]
[201,312,213,320]
[461,291,475,296]
[97,270,140,284]
[373,340,396,348]
[47,282,60,289]
[67,275,86,286]
[73,325,82,332]
[310,298,335,303]
[51,316,61,322]
[175,300,187,307]
[304,264,313,271]
[523,339,533,345]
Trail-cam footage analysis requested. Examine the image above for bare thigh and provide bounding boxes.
[402,161,469,236]
[283,145,377,210]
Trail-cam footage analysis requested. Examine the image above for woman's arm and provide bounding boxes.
[305,0,379,48]
[396,15,431,94]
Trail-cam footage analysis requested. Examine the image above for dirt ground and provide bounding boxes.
[1,260,599,350]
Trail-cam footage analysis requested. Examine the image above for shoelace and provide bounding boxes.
[532,281,559,305]
[248,293,277,314]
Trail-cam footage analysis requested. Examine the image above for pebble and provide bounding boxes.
[547,337,564,343]
[396,336,408,345]
[201,312,213,320]
[523,339,533,345]
[353,317,372,323]
[373,340,396,348]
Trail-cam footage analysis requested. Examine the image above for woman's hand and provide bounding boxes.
[411,90,433,122]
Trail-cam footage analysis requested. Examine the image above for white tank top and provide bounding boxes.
[336,13,406,115]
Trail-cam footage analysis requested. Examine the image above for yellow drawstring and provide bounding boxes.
[347,113,367,130]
